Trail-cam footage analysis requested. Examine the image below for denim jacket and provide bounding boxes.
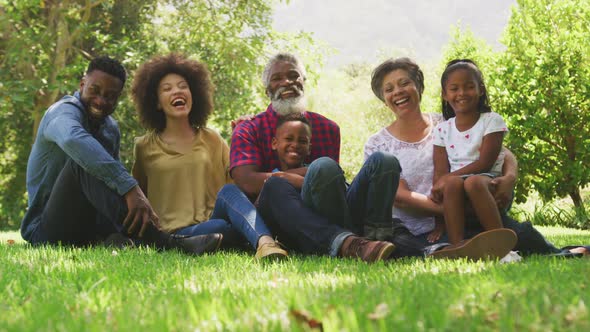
[21,91,137,241]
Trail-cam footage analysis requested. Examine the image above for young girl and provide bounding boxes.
[432,59,514,249]
[131,53,286,259]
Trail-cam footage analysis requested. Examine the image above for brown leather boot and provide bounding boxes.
[339,236,395,262]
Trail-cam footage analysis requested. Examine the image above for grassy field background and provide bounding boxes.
[1,227,588,331]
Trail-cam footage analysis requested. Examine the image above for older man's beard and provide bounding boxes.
[270,86,307,116]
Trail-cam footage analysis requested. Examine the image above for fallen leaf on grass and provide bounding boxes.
[267,276,289,288]
[290,308,323,331]
[7,239,15,245]
[485,311,499,323]
[565,300,588,324]
[368,303,390,320]
[449,303,466,317]
[19,296,31,306]
[491,290,503,301]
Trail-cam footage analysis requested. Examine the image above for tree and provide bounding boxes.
[495,0,590,213]
[0,0,322,228]
[440,25,497,81]
[0,0,160,228]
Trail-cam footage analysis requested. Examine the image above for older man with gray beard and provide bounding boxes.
[230,53,401,262]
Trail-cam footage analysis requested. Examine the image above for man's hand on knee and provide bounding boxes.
[123,185,160,237]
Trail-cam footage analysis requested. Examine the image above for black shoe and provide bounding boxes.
[102,233,134,248]
[167,233,223,255]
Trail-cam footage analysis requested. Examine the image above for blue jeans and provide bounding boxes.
[302,152,401,236]
[257,152,401,256]
[174,184,271,250]
[257,176,351,256]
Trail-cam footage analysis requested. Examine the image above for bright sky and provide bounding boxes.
[273,0,516,68]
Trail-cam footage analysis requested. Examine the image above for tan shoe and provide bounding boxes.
[339,236,395,263]
[429,228,517,261]
[255,242,288,260]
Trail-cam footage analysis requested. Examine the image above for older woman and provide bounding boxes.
[365,57,584,258]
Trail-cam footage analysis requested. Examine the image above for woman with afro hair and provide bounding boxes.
[131,53,286,259]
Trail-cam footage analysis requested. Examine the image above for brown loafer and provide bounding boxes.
[255,242,288,260]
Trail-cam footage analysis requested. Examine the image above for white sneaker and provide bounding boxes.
[500,250,522,263]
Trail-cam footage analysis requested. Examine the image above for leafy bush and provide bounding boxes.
[511,196,590,229]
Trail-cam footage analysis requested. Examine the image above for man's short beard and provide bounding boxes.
[270,86,307,115]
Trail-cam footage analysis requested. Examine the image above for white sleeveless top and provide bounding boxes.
[364,113,444,236]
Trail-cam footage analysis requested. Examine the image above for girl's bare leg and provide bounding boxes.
[443,176,467,245]
[465,175,503,231]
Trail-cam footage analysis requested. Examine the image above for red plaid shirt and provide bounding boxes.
[230,104,340,173]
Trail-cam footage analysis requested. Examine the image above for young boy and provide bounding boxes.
[270,113,312,188]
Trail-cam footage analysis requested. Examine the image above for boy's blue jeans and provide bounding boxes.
[174,184,271,249]
[302,152,401,237]
[257,151,401,256]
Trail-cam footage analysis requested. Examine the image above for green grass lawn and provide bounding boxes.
[1,227,589,332]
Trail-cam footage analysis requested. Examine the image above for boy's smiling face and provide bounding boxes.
[272,120,311,170]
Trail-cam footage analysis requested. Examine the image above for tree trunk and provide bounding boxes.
[568,187,584,210]
[31,0,100,141]
[563,129,586,214]
[32,1,71,141]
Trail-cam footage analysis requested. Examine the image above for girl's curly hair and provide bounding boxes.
[131,53,214,132]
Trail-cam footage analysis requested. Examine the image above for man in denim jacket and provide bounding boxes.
[21,56,221,254]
